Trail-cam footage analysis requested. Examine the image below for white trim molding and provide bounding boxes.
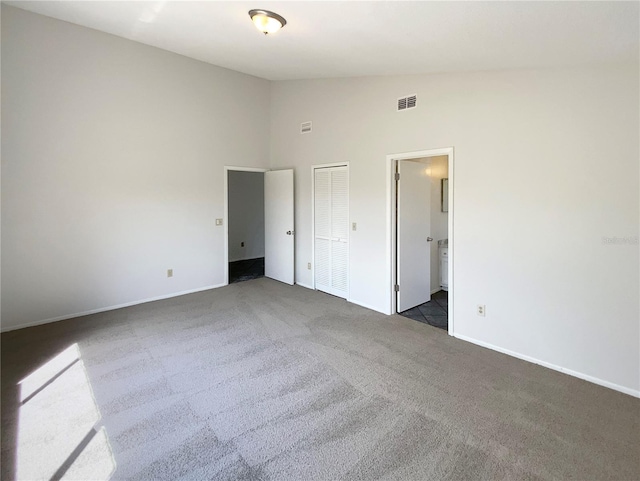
[0,284,226,333]
[454,333,640,398]
[349,298,387,315]
[386,147,455,337]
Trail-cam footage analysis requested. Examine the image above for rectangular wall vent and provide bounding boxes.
[397,94,417,111]
[301,121,312,134]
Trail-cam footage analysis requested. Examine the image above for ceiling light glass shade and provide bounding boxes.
[249,9,286,34]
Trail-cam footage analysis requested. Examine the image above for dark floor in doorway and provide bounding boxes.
[399,290,448,330]
[229,257,265,284]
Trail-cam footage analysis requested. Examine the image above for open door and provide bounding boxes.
[397,160,431,311]
[265,169,295,285]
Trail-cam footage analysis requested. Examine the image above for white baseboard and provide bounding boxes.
[348,298,387,315]
[1,284,226,333]
[454,333,640,398]
[295,284,387,315]
[7,285,635,400]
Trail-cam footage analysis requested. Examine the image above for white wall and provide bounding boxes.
[270,66,640,395]
[228,171,264,262]
[1,6,270,330]
[429,155,449,292]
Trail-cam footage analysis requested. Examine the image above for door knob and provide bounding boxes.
[427,237,434,242]
[287,230,295,235]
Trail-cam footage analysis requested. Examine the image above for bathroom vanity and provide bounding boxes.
[438,239,448,291]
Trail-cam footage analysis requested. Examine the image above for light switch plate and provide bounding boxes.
[215,218,223,226]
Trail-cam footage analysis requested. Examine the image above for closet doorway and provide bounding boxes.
[312,163,349,299]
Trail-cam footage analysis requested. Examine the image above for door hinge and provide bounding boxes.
[394,284,400,292]
[395,172,400,181]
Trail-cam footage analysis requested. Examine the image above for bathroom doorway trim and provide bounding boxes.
[386,147,455,336]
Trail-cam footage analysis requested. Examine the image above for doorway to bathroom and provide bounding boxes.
[388,148,452,333]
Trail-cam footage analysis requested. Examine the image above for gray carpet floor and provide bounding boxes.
[2,278,639,480]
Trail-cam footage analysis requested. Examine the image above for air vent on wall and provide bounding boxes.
[301,121,312,134]
[397,94,417,111]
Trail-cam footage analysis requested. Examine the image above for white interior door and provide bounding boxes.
[314,166,349,298]
[397,160,431,312]
[265,169,294,285]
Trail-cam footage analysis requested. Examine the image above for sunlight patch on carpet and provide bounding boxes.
[17,343,115,480]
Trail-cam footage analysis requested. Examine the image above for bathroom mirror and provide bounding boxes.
[441,178,449,212]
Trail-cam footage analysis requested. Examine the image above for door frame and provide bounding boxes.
[386,148,455,336]
[223,166,269,286]
[311,162,350,298]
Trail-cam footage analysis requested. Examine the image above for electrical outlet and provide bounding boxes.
[241,242,245,247]
[167,269,173,278]
[307,262,311,270]
[477,304,486,316]
[352,222,357,231]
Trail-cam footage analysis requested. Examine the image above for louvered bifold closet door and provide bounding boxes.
[330,168,348,297]
[314,170,331,291]
[314,166,349,299]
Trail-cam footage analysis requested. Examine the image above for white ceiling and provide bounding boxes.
[5,1,639,81]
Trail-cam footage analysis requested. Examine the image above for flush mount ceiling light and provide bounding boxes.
[249,9,287,35]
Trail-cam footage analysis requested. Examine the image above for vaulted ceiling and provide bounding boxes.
[6,1,639,80]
